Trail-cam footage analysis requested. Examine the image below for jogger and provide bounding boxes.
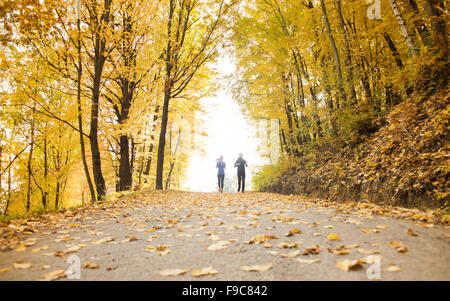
[218,174,224,191]
[234,153,248,193]
[216,156,226,193]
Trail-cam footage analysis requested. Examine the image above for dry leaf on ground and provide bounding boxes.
[357,248,379,255]
[286,229,302,237]
[206,241,229,251]
[407,228,418,236]
[328,248,350,255]
[302,245,321,255]
[83,263,100,269]
[192,266,218,277]
[43,269,66,281]
[0,267,11,273]
[281,250,301,258]
[387,266,401,272]
[240,263,272,272]
[389,241,408,253]
[13,261,32,269]
[295,258,320,264]
[326,233,341,240]
[160,269,189,277]
[337,259,364,272]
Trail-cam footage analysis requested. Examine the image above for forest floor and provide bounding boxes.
[0,190,449,281]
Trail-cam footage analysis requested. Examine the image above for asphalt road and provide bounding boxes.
[0,191,449,281]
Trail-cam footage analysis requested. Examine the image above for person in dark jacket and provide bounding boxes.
[234,153,248,193]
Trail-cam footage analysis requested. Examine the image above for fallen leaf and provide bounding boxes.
[83,263,100,269]
[206,241,229,251]
[387,266,401,272]
[389,241,408,253]
[92,237,115,245]
[43,269,66,281]
[376,225,388,229]
[357,248,379,255]
[342,244,360,249]
[240,263,272,272]
[40,265,51,270]
[13,262,32,269]
[361,229,379,234]
[407,228,418,236]
[286,229,302,237]
[295,258,320,264]
[328,248,350,255]
[32,245,48,253]
[15,245,26,252]
[158,249,171,256]
[210,234,220,241]
[281,250,301,258]
[64,245,87,254]
[302,245,322,255]
[192,266,218,277]
[147,245,170,252]
[326,233,341,240]
[247,234,279,244]
[22,239,36,247]
[346,218,362,225]
[337,259,364,272]
[122,237,139,243]
[0,267,11,273]
[106,266,117,271]
[160,269,189,277]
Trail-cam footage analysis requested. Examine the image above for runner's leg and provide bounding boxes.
[237,174,241,192]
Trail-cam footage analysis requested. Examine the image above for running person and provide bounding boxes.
[216,156,226,193]
[234,153,248,193]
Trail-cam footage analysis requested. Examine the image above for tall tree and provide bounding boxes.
[155,0,234,189]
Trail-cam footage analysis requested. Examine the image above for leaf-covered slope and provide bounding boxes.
[264,89,449,209]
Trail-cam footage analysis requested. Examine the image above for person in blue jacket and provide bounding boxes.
[216,156,226,193]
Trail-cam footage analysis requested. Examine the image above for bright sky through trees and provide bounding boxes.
[184,56,263,192]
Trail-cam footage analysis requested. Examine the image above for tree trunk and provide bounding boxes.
[336,0,357,104]
[88,0,113,200]
[0,145,2,197]
[118,135,132,190]
[423,0,448,61]
[90,72,106,199]
[389,0,418,56]
[42,129,48,209]
[156,89,171,190]
[383,32,404,68]
[156,0,175,190]
[320,0,347,106]
[143,105,160,177]
[76,12,97,203]
[117,4,136,192]
[4,162,11,217]
[406,0,432,46]
[55,180,60,210]
[26,103,36,212]
[165,129,181,189]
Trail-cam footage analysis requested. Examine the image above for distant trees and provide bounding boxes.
[232,0,448,156]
